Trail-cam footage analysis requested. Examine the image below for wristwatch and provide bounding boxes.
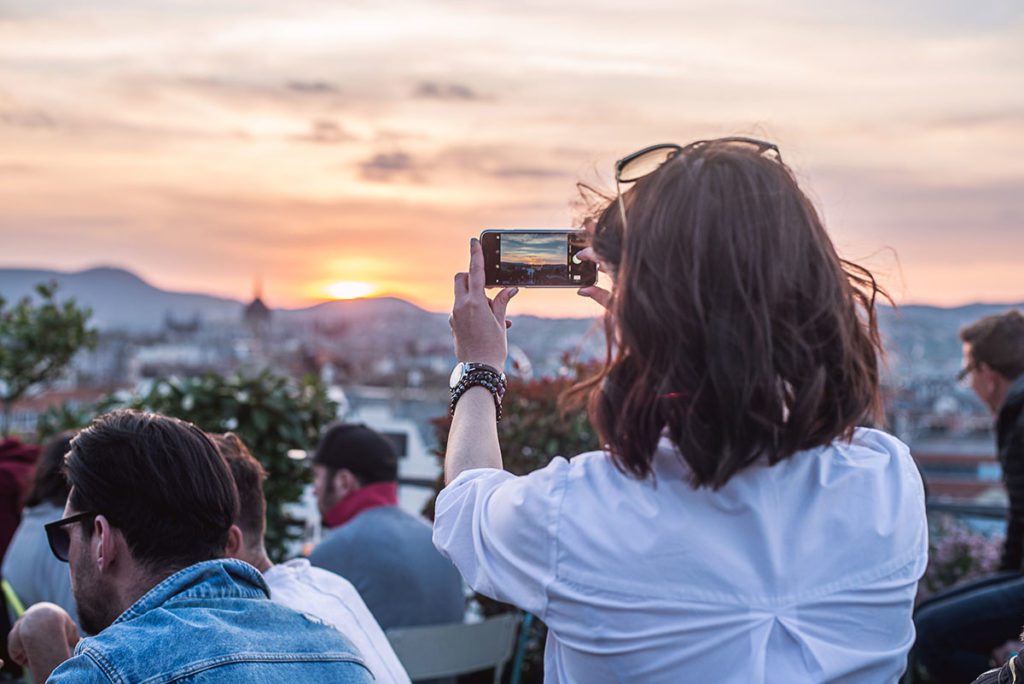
[449,362,508,421]
[449,362,507,390]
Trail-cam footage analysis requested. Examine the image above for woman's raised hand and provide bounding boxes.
[575,247,612,309]
[450,238,518,369]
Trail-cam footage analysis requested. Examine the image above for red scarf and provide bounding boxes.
[323,481,398,529]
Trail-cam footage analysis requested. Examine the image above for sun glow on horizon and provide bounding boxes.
[324,280,377,300]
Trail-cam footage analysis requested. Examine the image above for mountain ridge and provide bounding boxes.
[1,267,1021,353]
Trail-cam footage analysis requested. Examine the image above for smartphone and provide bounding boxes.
[480,229,597,288]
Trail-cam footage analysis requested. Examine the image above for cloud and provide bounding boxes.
[359,151,423,182]
[805,164,1024,254]
[286,80,339,94]
[413,81,482,101]
[926,110,1024,131]
[489,166,569,179]
[432,144,583,182]
[292,119,355,144]
[0,109,57,129]
[159,76,346,111]
[353,145,576,184]
[0,163,37,176]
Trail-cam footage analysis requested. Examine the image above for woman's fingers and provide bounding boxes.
[454,272,468,299]
[467,238,486,293]
[578,285,612,309]
[575,247,605,272]
[490,287,518,323]
[575,241,611,308]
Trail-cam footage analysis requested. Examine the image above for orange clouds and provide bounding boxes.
[0,1,1022,317]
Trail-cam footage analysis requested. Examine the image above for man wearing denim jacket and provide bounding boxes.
[7,410,372,683]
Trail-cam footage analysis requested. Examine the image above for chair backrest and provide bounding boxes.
[386,613,521,684]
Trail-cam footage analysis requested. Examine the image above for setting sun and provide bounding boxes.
[325,281,377,300]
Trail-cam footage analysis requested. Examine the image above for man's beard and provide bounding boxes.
[318,476,337,517]
[71,553,120,636]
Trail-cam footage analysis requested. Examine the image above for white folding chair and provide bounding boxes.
[386,613,521,684]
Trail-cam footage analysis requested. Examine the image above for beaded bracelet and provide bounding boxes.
[449,370,506,421]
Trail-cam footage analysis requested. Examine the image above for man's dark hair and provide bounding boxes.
[312,423,398,485]
[210,432,266,543]
[66,410,239,573]
[961,310,1024,381]
[24,431,73,508]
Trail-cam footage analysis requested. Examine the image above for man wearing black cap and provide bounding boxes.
[308,423,464,631]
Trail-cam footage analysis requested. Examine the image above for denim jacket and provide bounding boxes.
[48,559,372,683]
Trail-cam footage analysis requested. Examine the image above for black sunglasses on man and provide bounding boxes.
[44,511,96,563]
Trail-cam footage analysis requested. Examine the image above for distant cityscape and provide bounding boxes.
[2,265,1020,508]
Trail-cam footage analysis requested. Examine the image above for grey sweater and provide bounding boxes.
[2,502,78,624]
[309,506,464,631]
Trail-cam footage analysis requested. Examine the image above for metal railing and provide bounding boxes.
[398,477,439,490]
[926,498,1006,520]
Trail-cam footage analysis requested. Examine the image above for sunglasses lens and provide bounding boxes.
[46,524,71,562]
[618,147,679,183]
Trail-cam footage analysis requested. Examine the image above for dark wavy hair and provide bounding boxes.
[67,410,239,573]
[574,139,886,489]
[211,432,267,545]
[24,431,74,508]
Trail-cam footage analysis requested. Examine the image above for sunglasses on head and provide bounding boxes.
[613,137,782,232]
[45,511,96,563]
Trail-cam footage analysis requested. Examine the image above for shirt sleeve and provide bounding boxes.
[432,459,570,617]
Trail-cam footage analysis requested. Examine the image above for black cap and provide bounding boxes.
[312,423,398,484]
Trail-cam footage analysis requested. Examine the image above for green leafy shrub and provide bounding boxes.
[0,283,97,436]
[38,370,337,561]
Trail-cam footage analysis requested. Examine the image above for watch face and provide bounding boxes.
[449,362,466,389]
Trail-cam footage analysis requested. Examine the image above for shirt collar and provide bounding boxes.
[322,481,398,529]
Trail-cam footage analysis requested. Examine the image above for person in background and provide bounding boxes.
[0,436,40,560]
[436,137,928,683]
[914,310,1024,683]
[308,422,464,632]
[213,431,411,684]
[6,410,372,683]
[973,630,1024,684]
[3,431,78,623]
[0,433,42,677]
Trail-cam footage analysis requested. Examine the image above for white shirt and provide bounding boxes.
[433,428,928,684]
[264,559,411,684]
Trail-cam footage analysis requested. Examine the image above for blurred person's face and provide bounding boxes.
[63,499,119,635]
[312,464,356,517]
[963,343,1005,414]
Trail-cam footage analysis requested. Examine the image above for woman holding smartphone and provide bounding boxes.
[435,138,927,683]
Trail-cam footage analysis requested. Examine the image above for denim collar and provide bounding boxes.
[114,558,270,626]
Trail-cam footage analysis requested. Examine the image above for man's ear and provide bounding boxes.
[977,362,999,392]
[93,515,120,573]
[225,525,244,558]
[335,469,360,497]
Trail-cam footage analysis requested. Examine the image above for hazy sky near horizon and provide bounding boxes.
[1,0,1022,316]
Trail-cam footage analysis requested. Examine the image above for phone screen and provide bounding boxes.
[481,230,596,288]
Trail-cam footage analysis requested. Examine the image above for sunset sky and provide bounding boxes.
[1,1,1022,317]
[502,233,567,267]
